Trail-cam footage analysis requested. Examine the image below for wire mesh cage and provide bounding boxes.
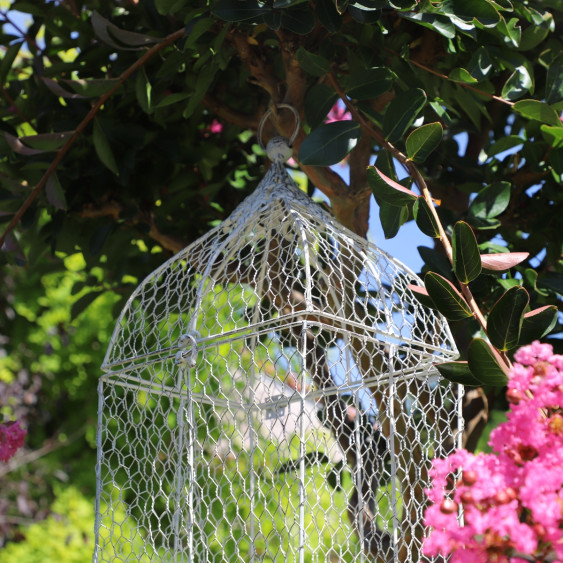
[94,109,461,563]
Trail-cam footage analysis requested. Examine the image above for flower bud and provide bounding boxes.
[439,499,458,514]
[462,470,478,486]
[532,523,546,537]
[506,388,523,404]
[460,490,474,505]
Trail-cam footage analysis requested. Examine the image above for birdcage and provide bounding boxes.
[93,106,461,563]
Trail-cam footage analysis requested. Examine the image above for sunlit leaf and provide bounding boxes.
[413,197,441,238]
[453,221,482,284]
[481,252,529,271]
[424,272,473,321]
[367,167,417,206]
[468,338,509,386]
[382,88,427,143]
[513,99,562,126]
[487,286,529,351]
[519,306,558,345]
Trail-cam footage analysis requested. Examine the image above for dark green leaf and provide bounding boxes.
[540,125,563,148]
[183,17,215,50]
[519,306,558,345]
[281,7,315,34]
[71,290,104,320]
[211,0,269,21]
[513,99,562,126]
[367,167,417,206]
[545,54,563,105]
[406,122,443,164]
[413,197,441,238]
[0,41,23,84]
[453,221,482,284]
[315,0,342,32]
[452,0,501,28]
[468,181,511,220]
[5,133,46,156]
[550,147,563,183]
[487,286,529,351]
[486,135,523,157]
[424,272,473,321]
[407,284,436,309]
[467,47,494,82]
[45,173,67,210]
[93,119,119,175]
[449,68,478,84]
[519,11,553,51]
[468,338,509,386]
[379,202,408,239]
[299,121,361,166]
[348,5,381,23]
[346,67,394,100]
[155,92,190,108]
[501,66,533,101]
[418,246,454,280]
[537,272,563,296]
[480,252,529,271]
[296,47,330,77]
[18,131,74,151]
[91,12,162,50]
[399,12,455,38]
[135,67,152,114]
[435,361,482,386]
[304,84,337,129]
[383,89,427,143]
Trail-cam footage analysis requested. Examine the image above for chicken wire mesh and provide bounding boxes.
[94,108,461,563]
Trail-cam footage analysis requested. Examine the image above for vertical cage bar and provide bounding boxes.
[387,346,400,562]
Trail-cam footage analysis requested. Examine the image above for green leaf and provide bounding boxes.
[367,167,417,206]
[304,84,337,129]
[519,306,558,345]
[5,133,48,156]
[183,17,215,50]
[418,246,454,280]
[468,338,508,386]
[449,68,479,84]
[280,7,316,34]
[496,16,521,47]
[299,121,361,166]
[487,286,529,351]
[135,67,152,114]
[155,92,190,108]
[501,66,533,101]
[452,0,501,28]
[413,197,441,238]
[513,99,562,126]
[18,131,74,151]
[480,252,529,271]
[486,135,523,157]
[435,361,482,386]
[91,12,162,50]
[93,119,119,176]
[545,54,563,105]
[519,11,553,51]
[45,173,67,210]
[399,12,455,38]
[540,125,563,148]
[71,290,104,320]
[211,0,268,21]
[407,284,437,309]
[383,88,427,143]
[0,41,23,84]
[467,47,494,82]
[379,202,409,239]
[315,0,341,32]
[406,122,443,164]
[346,67,394,100]
[452,221,482,284]
[296,47,330,77]
[424,272,473,321]
[468,181,511,220]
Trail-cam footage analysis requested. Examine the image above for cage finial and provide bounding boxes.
[257,104,300,163]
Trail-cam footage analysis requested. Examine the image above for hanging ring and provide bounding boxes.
[257,104,300,151]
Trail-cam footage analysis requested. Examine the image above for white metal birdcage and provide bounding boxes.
[94,106,461,563]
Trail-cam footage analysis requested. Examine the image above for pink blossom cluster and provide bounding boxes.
[0,421,26,462]
[326,101,351,123]
[423,341,563,563]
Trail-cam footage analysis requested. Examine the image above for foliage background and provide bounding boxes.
[0,0,562,559]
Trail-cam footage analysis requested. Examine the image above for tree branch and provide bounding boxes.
[0,26,186,250]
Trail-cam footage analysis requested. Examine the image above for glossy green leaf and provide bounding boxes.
[468,338,509,387]
[467,47,494,81]
[486,135,523,157]
[449,68,478,84]
[540,125,563,148]
[407,284,436,309]
[468,181,511,221]
[424,272,473,321]
[487,286,529,351]
[519,306,558,345]
[519,11,553,51]
[452,0,501,28]
[346,67,394,100]
[296,47,330,77]
[513,99,562,126]
[93,119,119,175]
[418,246,454,280]
[367,167,417,206]
[379,202,409,239]
[480,252,529,271]
[435,361,482,386]
[45,173,67,210]
[453,221,482,284]
[299,121,361,166]
[383,88,427,143]
[304,84,337,129]
[413,197,441,238]
[497,16,521,47]
[501,66,533,101]
[406,122,443,164]
[399,12,455,38]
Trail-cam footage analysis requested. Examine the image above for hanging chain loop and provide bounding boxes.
[257,104,300,163]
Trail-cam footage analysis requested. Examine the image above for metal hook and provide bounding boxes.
[257,104,300,151]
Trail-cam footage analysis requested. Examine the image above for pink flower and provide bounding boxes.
[326,102,351,123]
[203,119,224,137]
[0,421,26,462]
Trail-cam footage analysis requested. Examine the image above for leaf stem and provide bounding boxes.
[0,26,186,250]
